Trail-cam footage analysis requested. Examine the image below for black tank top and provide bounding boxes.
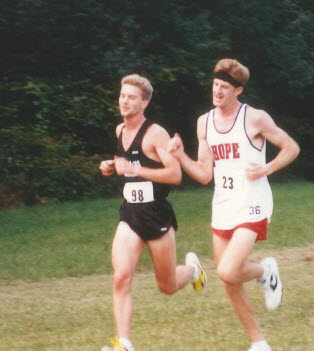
[116,119,171,201]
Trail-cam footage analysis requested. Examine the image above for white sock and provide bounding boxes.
[260,262,271,282]
[252,340,271,350]
[119,338,133,351]
[190,263,199,281]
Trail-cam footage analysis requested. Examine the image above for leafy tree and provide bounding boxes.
[1,0,313,207]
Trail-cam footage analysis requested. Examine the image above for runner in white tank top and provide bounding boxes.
[206,103,273,230]
[168,59,299,351]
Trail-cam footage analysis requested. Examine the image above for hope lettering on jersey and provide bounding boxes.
[211,143,240,161]
[123,181,154,203]
[125,160,141,178]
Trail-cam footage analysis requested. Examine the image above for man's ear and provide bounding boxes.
[142,99,149,110]
[235,86,244,96]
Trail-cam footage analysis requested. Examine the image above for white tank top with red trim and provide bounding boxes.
[206,103,273,230]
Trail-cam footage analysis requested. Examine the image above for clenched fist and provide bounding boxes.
[99,159,115,176]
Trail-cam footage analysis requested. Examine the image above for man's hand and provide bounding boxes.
[245,162,268,181]
[167,133,184,160]
[99,160,115,176]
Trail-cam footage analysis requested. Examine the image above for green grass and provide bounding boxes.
[0,181,313,282]
[0,197,120,281]
[0,246,313,351]
[0,181,313,351]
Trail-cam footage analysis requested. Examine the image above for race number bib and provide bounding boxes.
[214,168,244,193]
[123,181,155,203]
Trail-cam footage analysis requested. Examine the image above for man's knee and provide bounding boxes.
[217,263,238,284]
[157,281,176,295]
[113,270,132,293]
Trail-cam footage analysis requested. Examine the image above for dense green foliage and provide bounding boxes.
[1,0,313,207]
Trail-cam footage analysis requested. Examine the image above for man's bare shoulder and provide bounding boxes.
[197,112,209,138]
[146,123,170,143]
[115,123,125,138]
[246,106,272,128]
[197,112,209,125]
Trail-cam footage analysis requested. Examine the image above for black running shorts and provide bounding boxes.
[119,199,178,241]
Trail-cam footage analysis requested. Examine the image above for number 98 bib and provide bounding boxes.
[123,181,155,203]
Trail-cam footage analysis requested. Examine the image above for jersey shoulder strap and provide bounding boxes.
[118,124,125,142]
[118,119,153,154]
[136,119,153,141]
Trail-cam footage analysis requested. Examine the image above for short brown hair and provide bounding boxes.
[214,59,250,85]
[121,74,153,101]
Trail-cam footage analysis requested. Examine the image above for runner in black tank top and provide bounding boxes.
[99,75,206,351]
[117,119,177,241]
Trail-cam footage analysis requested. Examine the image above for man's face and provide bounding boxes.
[212,78,241,108]
[119,84,148,118]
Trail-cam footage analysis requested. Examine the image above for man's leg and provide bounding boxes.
[112,221,145,341]
[147,227,195,295]
[213,229,265,343]
[215,228,263,284]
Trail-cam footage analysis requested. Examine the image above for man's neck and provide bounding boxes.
[123,114,146,131]
[216,101,241,119]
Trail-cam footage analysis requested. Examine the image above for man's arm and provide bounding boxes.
[99,123,124,177]
[246,109,300,181]
[168,115,214,185]
[115,125,182,185]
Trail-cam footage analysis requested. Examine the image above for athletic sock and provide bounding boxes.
[251,340,271,350]
[259,261,271,283]
[190,263,199,281]
[119,337,133,351]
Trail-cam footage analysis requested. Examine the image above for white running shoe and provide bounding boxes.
[101,346,127,351]
[101,345,128,351]
[260,257,283,310]
[185,252,207,294]
[101,338,129,351]
[247,340,272,351]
